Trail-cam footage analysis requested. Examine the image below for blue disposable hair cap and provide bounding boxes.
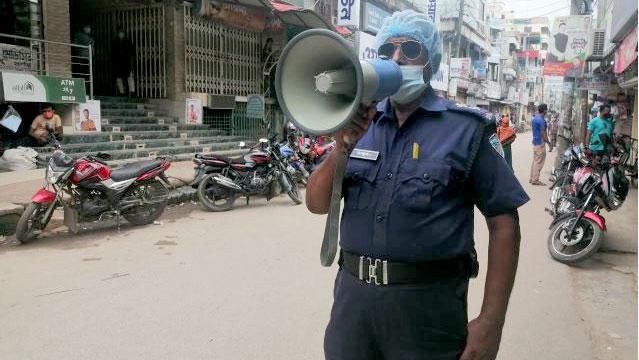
[374,10,443,75]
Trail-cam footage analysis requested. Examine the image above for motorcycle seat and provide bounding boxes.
[111,160,163,181]
[195,153,246,164]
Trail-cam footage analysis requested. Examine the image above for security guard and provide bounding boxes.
[306,10,529,360]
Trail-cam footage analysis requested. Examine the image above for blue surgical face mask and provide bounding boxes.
[391,65,428,105]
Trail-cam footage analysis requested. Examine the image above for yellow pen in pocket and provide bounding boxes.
[412,142,419,160]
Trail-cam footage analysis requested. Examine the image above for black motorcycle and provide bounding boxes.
[195,135,302,211]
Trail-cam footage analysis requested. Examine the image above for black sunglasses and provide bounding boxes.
[377,40,424,60]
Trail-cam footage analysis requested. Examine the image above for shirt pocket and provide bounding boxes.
[396,160,451,213]
[343,158,379,210]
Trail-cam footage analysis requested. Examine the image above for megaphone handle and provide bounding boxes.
[320,147,349,267]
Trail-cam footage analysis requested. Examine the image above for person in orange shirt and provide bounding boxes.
[497,114,516,169]
[29,104,63,145]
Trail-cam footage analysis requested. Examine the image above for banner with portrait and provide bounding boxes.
[74,100,101,133]
[186,98,203,125]
[543,15,592,77]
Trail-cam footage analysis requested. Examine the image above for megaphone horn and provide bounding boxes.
[275,29,403,136]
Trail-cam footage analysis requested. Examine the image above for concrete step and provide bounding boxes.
[102,123,208,132]
[43,141,244,162]
[95,96,149,103]
[61,129,227,144]
[102,116,179,126]
[101,108,169,117]
[39,135,245,155]
[99,102,157,110]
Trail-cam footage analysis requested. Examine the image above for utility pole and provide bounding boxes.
[454,0,466,57]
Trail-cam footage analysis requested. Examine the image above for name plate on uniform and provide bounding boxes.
[350,148,379,161]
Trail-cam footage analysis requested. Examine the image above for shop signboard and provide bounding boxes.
[614,27,637,74]
[430,63,449,92]
[0,72,86,103]
[450,58,471,79]
[448,78,457,97]
[358,31,378,60]
[246,94,265,119]
[337,0,360,27]
[362,2,390,34]
[195,0,266,31]
[0,44,35,73]
[473,60,487,81]
[576,74,611,90]
[543,15,592,77]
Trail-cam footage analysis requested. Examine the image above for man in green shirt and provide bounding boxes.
[586,104,615,156]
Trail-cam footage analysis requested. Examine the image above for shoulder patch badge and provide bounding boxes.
[489,133,505,158]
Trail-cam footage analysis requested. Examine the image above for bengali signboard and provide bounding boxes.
[337,0,360,27]
[195,0,266,31]
[358,31,378,60]
[0,72,86,103]
[543,15,592,77]
[0,44,35,72]
[426,0,438,25]
[576,74,611,90]
[362,2,390,34]
[430,63,449,92]
[450,58,471,78]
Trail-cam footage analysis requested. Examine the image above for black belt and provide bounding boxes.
[339,250,470,286]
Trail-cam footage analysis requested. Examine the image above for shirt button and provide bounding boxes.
[423,172,430,179]
[385,172,393,180]
[376,215,385,222]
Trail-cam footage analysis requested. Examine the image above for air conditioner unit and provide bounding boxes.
[587,29,606,58]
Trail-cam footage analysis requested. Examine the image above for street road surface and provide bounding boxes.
[1,133,636,359]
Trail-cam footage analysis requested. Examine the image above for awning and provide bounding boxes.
[271,1,332,30]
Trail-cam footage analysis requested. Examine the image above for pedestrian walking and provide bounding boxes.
[497,114,516,169]
[586,104,615,157]
[305,10,529,360]
[111,27,135,96]
[529,103,552,186]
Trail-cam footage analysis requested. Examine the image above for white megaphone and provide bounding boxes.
[275,29,403,135]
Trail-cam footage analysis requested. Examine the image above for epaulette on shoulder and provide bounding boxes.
[445,101,496,128]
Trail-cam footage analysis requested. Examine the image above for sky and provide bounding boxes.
[507,0,571,21]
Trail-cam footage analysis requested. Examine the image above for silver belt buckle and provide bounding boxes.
[358,256,388,285]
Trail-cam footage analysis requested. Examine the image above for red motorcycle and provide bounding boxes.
[15,135,171,243]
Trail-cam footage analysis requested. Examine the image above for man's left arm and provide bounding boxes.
[54,116,63,135]
[461,212,520,360]
[462,125,529,360]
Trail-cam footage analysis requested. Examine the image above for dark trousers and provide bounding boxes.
[324,270,468,360]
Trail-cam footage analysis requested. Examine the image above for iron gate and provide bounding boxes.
[184,6,262,96]
[93,4,166,98]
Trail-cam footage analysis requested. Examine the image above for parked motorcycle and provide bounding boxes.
[196,135,302,211]
[548,133,586,207]
[15,130,172,243]
[547,154,629,264]
[278,142,309,185]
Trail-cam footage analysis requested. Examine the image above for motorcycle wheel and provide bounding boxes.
[547,216,603,264]
[122,180,169,225]
[15,202,54,244]
[286,172,303,205]
[197,173,236,211]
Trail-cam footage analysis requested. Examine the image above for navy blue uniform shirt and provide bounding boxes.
[340,88,529,262]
